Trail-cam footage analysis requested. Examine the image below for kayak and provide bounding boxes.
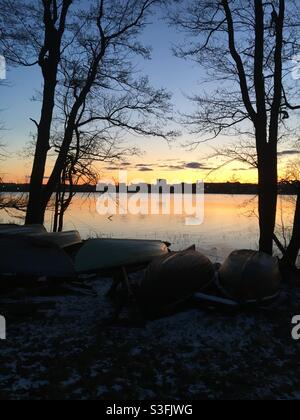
[27,231,82,249]
[0,224,82,249]
[0,224,47,236]
[0,236,76,278]
[75,239,170,274]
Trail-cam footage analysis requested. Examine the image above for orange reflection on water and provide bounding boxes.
[0,193,297,262]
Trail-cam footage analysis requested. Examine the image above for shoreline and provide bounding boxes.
[1,184,299,196]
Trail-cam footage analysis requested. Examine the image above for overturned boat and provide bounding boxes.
[0,224,81,249]
[0,225,170,284]
[0,224,47,236]
[129,249,283,320]
[0,236,76,278]
[195,250,282,309]
[218,250,282,302]
[75,238,169,274]
[136,250,215,319]
[0,225,283,318]
[0,226,82,287]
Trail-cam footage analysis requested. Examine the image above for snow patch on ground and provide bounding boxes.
[0,278,300,400]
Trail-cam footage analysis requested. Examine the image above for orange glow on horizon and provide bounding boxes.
[1,166,259,184]
[1,156,293,185]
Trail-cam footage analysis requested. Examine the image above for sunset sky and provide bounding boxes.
[0,9,298,185]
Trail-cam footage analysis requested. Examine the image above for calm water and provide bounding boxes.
[0,193,297,263]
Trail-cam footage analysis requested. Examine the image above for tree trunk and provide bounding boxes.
[25,80,57,225]
[256,0,283,255]
[53,189,61,233]
[25,0,72,225]
[257,144,278,255]
[253,1,278,256]
[25,56,59,225]
[282,190,300,267]
[58,208,65,232]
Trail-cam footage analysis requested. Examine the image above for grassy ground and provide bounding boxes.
[0,278,300,400]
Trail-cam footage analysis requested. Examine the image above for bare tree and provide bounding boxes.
[49,0,175,231]
[0,79,6,158]
[0,0,175,226]
[280,162,300,268]
[172,0,300,254]
[51,128,133,232]
[0,80,8,210]
[0,0,74,224]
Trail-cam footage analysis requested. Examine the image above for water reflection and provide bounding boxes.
[0,193,297,263]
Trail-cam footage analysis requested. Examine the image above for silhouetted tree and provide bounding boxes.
[49,3,176,233]
[51,127,133,232]
[0,0,174,226]
[172,0,300,254]
[0,0,73,224]
[285,191,300,267]
[0,80,6,159]
[281,162,300,268]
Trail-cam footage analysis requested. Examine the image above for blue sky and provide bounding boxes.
[1,12,200,145]
[1,2,297,183]
[1,10,219,183]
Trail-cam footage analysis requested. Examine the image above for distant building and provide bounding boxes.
[156,179,167,186]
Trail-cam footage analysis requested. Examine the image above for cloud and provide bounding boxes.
[233,167,256,171]
[159,161,205,170]
[135,163,155,168]
[138,167,154,172]
[185,162,217,171]
[157,161,217,171]
[106,160,220,173]
[104,166,122,171]
[159,164,184,170]
[104,162,133,170]
[105,163,154,172]
[185,162,204,169]
[278,150,300,157]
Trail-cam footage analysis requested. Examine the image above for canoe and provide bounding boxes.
[0,224,19,230]
[75,239,170,274]
[139,250,215,319]
[0,224,82,249]
[0,236,76,278]
[0,224,47,236]
[218,250,281,302]
[27,231,82,249]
